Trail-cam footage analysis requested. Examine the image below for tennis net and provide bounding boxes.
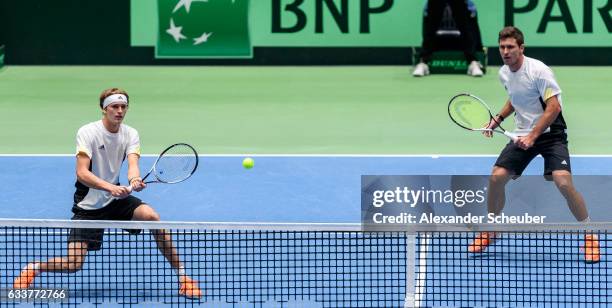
[0,219,610,307]
[0,219,408,307]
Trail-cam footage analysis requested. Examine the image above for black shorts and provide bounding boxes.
[495,132,571,178]
[68,196,144,251]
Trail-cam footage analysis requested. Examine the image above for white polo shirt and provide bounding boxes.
[499,56,565,135]
[75,120,140,210]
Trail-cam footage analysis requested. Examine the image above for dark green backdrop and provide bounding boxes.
[1,0,611,65]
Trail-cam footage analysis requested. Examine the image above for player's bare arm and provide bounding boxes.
[76,153,130,198]
[484,100,514,138]
[517,95,562,150]
[127,153,146,192]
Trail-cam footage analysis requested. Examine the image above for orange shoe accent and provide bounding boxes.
[582,234,600,264]
[468,232,497,253]
[179,276,202,299]
[13,263,39,289]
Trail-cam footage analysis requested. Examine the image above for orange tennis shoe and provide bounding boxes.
[467,232,497,253]
[582,234,600,264]
[13,262,39,289]
[179,276,202,299]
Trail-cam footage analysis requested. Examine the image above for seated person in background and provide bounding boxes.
[413,0,484,77]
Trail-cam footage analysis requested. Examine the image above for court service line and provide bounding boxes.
[2,154,612,158]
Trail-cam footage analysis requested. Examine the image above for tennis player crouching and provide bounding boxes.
[470,27,600,263]
[13,88,202,298]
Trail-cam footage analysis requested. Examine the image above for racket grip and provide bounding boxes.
[114,185,132,200]
[503,131,518,142]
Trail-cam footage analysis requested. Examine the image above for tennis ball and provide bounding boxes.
[242,157,254,169]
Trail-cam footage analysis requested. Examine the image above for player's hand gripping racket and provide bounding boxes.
[448,93,517,141]
[127,143,198,193]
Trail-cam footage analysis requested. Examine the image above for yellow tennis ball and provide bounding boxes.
[242,157,254,169]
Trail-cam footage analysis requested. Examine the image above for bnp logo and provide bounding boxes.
[156,0,252,58]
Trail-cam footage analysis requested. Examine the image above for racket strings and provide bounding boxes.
[153,144,198,183]
[449,97,494,130]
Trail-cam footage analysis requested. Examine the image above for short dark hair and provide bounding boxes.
[498,26,524,46]
[99,88,129,109]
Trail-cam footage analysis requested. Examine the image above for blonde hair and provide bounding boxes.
[99,88,129,109]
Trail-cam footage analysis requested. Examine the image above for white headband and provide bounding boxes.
[102,94,128,109]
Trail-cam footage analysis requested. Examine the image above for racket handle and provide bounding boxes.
[503,131,518,142]
[114,185,132,200]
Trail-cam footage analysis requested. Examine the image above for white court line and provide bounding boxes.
[1,154,612,158]
[413,234,430,308]
[404,233,430,308]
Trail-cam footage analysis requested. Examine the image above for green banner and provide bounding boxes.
[136,0,612,53]
[250,0,420,47]
[480,0,612,46]
[156,0,252,58]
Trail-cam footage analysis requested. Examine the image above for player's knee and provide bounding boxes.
[135,204,161,221]
[490,166,511,182]
[143,211,160,221]
[488,174,508,187]
[553,174,573,193]
[555,181,573,194]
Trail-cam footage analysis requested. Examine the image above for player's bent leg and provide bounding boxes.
[151,228,203,298]
[551,170,588,221]
[467,167,511,253]
[133,204,202,298]
[488,166,512,215]
[150,229,202,299]
[14,242,88,289]
[42,242,88,273]
[551,171,600,263]
[132,204,177,266]
[132,204,180,268]
[131,203,161,221]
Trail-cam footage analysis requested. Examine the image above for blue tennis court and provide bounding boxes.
[1,155,611,307]
[2,155,612,221]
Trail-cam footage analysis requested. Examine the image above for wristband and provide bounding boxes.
[495,114,505,121]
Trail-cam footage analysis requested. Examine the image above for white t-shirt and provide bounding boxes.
[74,120,140,210]
[499,56,566,135]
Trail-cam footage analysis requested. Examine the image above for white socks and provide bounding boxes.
[175,265,186,277]
[579,216,591,223]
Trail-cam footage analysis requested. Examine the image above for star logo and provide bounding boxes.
[166,18,186,42]
[193,32,213,45]
[173,0,209,13]
[157,0,251,58]
[165,0,236,45]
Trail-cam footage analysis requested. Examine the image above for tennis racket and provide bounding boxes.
[448,93,517,141]
[127,143,198,193]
